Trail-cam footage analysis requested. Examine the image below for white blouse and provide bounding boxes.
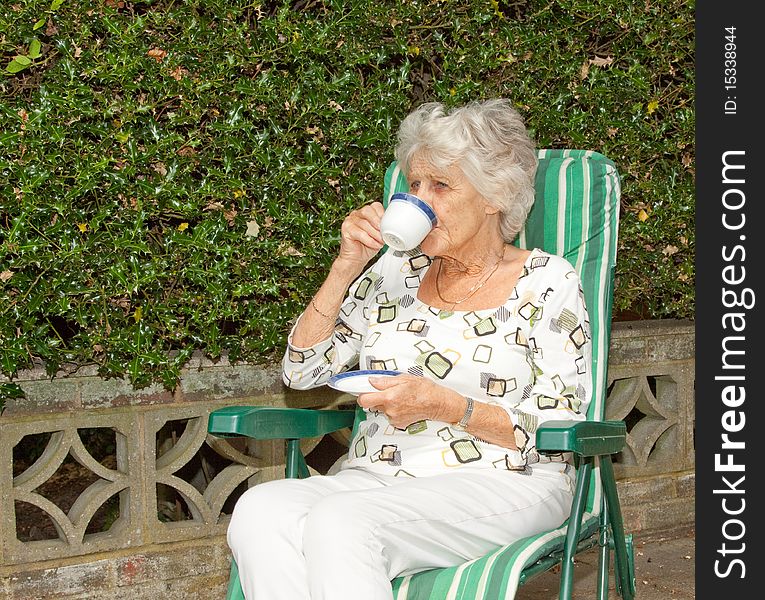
[282,247,592,478]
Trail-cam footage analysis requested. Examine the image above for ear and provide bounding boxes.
[483,199,501,216]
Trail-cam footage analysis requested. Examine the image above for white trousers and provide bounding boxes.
[227,466,573,600]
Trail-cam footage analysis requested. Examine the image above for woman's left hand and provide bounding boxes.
[357,374,460,429]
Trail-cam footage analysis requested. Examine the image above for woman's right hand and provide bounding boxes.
[295,202,385,340]
[335,202,386,271]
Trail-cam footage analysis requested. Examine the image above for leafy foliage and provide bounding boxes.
[0,0,694,394]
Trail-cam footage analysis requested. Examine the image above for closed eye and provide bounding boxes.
[409,180,421,192]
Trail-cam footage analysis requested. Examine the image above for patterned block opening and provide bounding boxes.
[154,416,260,527]
[607,375,680,471]
[12,428,127,543]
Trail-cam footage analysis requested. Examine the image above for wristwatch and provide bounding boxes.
[453,397,474,431]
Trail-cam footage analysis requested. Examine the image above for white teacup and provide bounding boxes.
[379,193,437,251]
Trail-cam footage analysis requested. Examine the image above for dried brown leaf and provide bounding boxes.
[168,65,187,81]
[177,146,196,157]
[45,19,58,37]
[590,55,613,67]
[245,220,260,238]
[224,208,238,224]
[148,47,168,62]
[579,61,590,80]
[282,246,305,257]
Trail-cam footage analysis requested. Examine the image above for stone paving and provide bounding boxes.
[518,526,695,599]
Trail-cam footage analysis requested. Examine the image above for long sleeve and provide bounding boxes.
[503,257,592,466]
[281,254,388,390]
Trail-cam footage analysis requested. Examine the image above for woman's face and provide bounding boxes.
[406,154,499,258]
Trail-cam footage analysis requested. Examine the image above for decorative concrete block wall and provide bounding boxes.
[606,320,695,534]
[0,320,694,599]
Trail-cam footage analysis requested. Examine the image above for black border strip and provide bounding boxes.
[696,3,762,597]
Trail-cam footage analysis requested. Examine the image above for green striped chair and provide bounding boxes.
[208,149,636,600]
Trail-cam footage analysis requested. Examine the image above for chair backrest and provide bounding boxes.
[383,149,621,513]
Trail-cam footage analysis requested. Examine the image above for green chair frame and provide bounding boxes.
[208,149,636,600]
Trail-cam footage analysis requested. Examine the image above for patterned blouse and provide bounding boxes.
[282,247,591,478]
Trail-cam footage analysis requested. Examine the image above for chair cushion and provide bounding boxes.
[392,513,600,599]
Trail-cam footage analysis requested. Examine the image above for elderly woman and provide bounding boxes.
[227,98,591,600]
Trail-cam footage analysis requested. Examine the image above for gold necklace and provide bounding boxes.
[434,253,503,307]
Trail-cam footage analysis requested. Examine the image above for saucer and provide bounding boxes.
[327,370,401,395]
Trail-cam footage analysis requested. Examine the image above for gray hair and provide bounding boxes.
[394,99,538,243]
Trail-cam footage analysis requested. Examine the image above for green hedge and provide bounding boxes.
[0,0,694,399]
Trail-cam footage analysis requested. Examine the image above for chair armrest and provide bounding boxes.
[536,420,626,456]
[208,406,356,440]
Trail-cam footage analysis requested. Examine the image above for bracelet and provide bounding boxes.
[310,298,334,320]
[453,397,474,431]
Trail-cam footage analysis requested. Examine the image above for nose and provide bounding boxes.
[415,184,437,207]
[418,192,440,227]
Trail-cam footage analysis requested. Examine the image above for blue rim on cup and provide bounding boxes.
[389,193,438,226]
